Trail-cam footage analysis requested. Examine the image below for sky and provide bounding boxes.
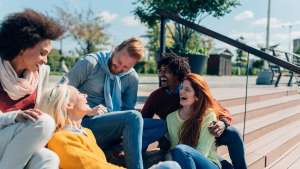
[0,0,299,56]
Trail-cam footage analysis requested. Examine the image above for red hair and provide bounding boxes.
[178,73,231,147]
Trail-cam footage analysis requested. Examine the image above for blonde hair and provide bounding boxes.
[36,84,74,131]
[115,37,145,60]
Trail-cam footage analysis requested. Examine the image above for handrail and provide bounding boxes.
[156,9,300,74]
[264,49,300,59]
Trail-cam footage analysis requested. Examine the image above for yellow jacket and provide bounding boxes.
[48,128,124,169]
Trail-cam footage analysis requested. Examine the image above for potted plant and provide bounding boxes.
[133,0,239,74]
[169,32,211,74]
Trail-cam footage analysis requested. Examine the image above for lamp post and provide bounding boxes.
[266,0,271,49]
[283,24,297,54]
[288,25,292,54]
[256,0,273,85]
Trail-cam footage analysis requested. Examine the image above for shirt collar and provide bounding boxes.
[165,84,181,95]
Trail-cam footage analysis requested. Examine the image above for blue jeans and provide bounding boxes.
[216,126,247,169]
[171,144,220,169]
[143,119,167,151]
[150,161,181,169]
[82,110,143,169]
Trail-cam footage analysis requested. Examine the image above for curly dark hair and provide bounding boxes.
[0,9,65,61]
[157,53,191,82]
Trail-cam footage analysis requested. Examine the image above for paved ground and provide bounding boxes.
[49,74,299,103]
[49,74,264,89]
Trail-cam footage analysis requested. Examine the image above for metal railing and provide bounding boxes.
[156,9,300,74]
[155,9,300,142]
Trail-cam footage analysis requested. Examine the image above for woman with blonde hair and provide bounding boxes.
[62,37,145,169]
[38,84,181,169]
[37,84,124,169]
[167,73,227,169]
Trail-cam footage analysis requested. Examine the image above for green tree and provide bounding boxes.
[48,49,63,72]
[133,0,239,53]
[144,23,174,59]
[48,49,79,73]
[55,7,110,56]
[186,32,214,55]
[235,37,248,75]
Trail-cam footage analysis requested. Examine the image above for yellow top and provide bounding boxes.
[48,128,124,169]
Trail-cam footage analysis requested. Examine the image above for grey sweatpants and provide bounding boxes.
[0,114,59,169]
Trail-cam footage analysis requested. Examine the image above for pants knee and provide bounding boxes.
[33,114,55,139]
[174,144,189,150]
[171,144,188,157]
[29,149,59,169]
[150,161,181,169]
[226,127,243,143]
[126,110,143,127]
[217,126,244,149]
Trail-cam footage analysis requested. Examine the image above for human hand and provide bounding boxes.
[15,109,43,123]
[208,120,226,137]
[88,105,107,116]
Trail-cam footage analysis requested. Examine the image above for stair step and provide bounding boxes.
[221,120,300,169]
[218,89,298,107]
[219,106,300,154]
[235,105,300,143]
[248,124,300,168]
[137,87,298,108]
[267,143,300,169]
[229,95,300,124]
[289,158,300,169]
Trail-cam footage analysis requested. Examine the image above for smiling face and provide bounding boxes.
[158,65,180,88]
[179,80,199,107]
[15,39,52,72]
[109,48,138,74]
[68,87,92,117]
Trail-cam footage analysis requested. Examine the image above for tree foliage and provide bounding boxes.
[55,7,110,55]
[235,37,248,75]
[144,23,174,59]
[48,49,78,73]
[133,0,239,53]
[134,0,240,26]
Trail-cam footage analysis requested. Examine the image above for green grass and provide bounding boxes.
[50,71,64,76]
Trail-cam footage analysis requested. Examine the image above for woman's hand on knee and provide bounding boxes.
[15,109,43,122]
[208,120,226,137]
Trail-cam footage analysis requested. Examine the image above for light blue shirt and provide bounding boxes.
[62,52,139,110]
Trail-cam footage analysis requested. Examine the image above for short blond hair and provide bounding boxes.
[115,37,145,60]
[36,84,74,131]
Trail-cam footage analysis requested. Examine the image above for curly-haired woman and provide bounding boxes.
[0,9,64,169]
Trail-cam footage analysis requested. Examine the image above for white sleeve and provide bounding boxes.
[0,111,20,129]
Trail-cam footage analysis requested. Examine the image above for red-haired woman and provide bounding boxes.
[167,73,229,169]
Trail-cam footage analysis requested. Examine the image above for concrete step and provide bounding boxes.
[247,120,300,169]
[220,120,300,169]
[229,94,300,124]
[137,88,298,109]
[267,143,300,169]
[235,105,300,143]
[288,158,300,169]
[218,105,300,155]
[218,89,298,107]
[217,104,300,157]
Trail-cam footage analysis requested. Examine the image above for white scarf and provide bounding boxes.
[0,58,39,100]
